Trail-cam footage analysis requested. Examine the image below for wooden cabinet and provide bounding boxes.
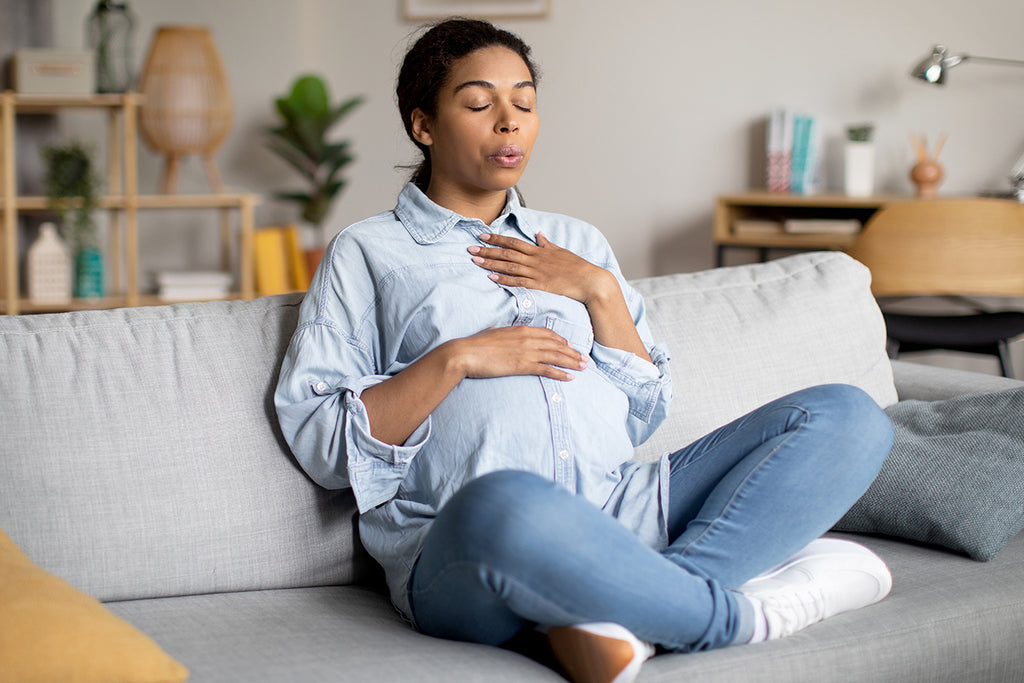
[713,192,907,266]
[0,91,258,315]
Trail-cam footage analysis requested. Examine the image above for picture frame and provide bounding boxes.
[402,0,550,20]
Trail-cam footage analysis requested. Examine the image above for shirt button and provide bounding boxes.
[587,332,594,343]
[558,449,570,461]
[522,299,533,309]
[552,393,562,403]
[313,381,329,393]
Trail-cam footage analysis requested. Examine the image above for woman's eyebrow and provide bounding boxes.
[453,80,536,93]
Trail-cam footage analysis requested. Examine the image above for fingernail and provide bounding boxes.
[468,246,480,254]
[472,256,484,265]
[480,233,491,241]
[488,273,499,281]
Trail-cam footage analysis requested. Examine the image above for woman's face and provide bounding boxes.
[412,46,539,203]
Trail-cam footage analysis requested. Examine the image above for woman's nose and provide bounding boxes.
[496,109,519,134]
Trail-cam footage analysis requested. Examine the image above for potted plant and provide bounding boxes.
[42,141,104,298]
[844,124,875,197]
[266,74,363,260]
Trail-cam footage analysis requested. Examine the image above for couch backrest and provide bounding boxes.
[0,251,895,601]
[631,251,897,461]
[0,294,374,602]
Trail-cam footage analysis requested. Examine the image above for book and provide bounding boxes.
[782,219,862,234]
[767,108,823,195]
[733,219,784,236]
[790,114,809,195]
[766,108,793,193]
[254,225,311,296]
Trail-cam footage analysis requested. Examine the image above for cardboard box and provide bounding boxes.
[12,49,95,96]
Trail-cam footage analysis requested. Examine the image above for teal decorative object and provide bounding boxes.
[75,246,105,298]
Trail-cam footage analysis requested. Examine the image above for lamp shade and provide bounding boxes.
[138,25,233,191]
[910,45,952,85]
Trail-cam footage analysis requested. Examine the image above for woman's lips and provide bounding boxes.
[490,145,524,168]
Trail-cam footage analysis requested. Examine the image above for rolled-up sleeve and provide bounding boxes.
[591,338,672,446]
[272,259,432,516]
[275,313,431,514]
[588,238,673,446]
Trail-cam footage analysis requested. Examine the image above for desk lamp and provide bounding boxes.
[911,45,1024,85]
[911,45,1024,197]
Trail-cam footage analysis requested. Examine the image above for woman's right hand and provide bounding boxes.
[362,326,585,446]
[447,326,587,382]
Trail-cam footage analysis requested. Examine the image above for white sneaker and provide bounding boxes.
[738,538,892,640]
[546,622,655,683]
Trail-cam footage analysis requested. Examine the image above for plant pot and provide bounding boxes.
[75,246,105,299]
[844,142,875,197]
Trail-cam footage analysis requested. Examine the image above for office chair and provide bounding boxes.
[848,198,1024,378]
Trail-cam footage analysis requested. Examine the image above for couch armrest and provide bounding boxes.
[891,360,1024,402]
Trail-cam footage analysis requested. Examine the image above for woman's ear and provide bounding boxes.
[411,108,433,147]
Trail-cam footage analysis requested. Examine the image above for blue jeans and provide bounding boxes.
[408,384,894,652]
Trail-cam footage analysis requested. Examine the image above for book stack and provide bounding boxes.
[156,271,233,302]
[767,108,822,195]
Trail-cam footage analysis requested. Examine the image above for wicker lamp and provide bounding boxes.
[138,25,233,193]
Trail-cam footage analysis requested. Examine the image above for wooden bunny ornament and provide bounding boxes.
[910,134,946,198]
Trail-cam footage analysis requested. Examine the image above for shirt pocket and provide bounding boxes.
[544,315,594,355]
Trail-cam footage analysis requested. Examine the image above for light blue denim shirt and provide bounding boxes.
[275,183,673,623]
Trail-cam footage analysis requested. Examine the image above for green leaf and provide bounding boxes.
[265,138,317,182]
[323,152,355,182]
[273,191,314,203]
[323,179,347,198]
[288,75,330,119]
[323,96,364,130]
[302,195,331,225]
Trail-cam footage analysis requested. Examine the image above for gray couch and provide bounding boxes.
[3,251,1023,682]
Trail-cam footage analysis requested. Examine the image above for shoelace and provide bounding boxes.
[759,583,828,638]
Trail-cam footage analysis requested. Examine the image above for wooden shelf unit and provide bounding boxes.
[1,91,258,315]
[713,192,907,266]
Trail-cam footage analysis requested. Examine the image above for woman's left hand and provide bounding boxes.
[468,232,616,306]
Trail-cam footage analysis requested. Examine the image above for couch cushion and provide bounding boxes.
[0,295,373,601]
[835,386,1024,561]
[104,532,1024,682]
[640,531,1024,681]
[105,586,563,683]
[0,527,188,682]
[631,252,897,460]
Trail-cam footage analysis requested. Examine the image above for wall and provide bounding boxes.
[45,0,1024,373]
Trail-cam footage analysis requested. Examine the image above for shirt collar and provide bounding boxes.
[394,182,536,244]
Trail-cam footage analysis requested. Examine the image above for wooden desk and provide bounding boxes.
[713,193,907,266]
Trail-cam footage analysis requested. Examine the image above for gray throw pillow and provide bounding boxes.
[835,386,1024,561]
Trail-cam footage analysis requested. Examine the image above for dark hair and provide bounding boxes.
[396,18,539,191]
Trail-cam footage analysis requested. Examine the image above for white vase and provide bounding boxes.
[27,222,73,304]
[844,142,875,197]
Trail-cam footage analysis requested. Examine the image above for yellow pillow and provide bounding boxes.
[0,528,188,682]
